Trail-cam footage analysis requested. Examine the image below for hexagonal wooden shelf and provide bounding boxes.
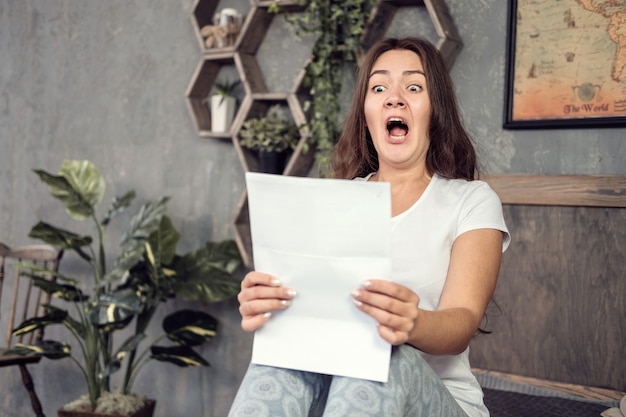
[231,94,310,174]
[185,52,243,138]
[190,0,251,54]
[362,0,462,69]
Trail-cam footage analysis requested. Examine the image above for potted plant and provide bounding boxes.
[207,78,240,133]
[5,160,243,417]
[238,104,301,174]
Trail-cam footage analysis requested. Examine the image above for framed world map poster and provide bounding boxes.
[504,0,626,129]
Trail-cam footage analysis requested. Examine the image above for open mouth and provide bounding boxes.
[387,117,408,138]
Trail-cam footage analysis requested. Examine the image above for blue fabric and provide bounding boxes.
[228,345,469,417]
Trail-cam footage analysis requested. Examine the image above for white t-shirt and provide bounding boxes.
[358,173,510,417]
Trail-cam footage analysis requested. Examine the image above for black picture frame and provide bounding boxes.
[503,0,626,129]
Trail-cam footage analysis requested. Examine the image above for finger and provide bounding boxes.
[239,297,291,318]
[353,298,411,331]
[376,323,408,346]
[353,288,418,319]
[361,279,419,303]
[238,285,296,304]
[241,271,281,289]
[352,290,417,332]
[241,312,272,332]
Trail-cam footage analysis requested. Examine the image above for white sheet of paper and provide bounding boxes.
[245,172,392,382]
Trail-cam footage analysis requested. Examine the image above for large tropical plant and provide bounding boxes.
[6,160,242,413]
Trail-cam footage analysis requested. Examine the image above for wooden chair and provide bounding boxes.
[0,242,63,417]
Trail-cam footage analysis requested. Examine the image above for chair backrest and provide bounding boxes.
[0,242,63,348]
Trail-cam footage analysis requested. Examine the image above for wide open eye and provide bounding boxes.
[408,84,423,93]
[372,85,386,93]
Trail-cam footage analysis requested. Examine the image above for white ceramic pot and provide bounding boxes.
[210,95,236,133]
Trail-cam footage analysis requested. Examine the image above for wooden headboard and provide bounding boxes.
[484,175,626,208]
[471,174,626,392]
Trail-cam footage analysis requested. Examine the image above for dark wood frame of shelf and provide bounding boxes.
[185,51,242,138]
[362,0,463,68]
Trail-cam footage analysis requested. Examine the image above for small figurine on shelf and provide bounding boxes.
[239,105,302,174]
[207,78,240,133]
[200,8,244,49]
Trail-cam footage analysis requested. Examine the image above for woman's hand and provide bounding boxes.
[238,271,297,332]
[351,279,420,345]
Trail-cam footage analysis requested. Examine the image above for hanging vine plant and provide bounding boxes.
[269,0,376,174]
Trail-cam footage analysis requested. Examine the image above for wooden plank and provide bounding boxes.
[483,174,626,208]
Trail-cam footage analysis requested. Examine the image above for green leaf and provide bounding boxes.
[149,215,180,266]
[150,345,209,367]
[103,242,145,286]
[102,190,136,226]
[171,240,242,303]
[103,197,171,284]
[163,310,217,346]
[12,307,67,337]
[59,159,105,212]
[15,262,79,286]
[87,288,143,330]
[26,275,88,302]
[4,340,71,360]
[28,221,92,261]
[121,197,170,246]
[33,160,105,220]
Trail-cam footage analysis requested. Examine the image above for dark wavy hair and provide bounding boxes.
[330,37,477,181]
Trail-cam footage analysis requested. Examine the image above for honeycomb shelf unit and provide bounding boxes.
[186,0,462,268]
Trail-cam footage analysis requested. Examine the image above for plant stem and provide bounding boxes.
[84,321,102,405]
[93,213,106,286]
[92,212,113,392]
[122,304,158,394]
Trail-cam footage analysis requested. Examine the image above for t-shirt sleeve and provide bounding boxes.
[457,181,511,252]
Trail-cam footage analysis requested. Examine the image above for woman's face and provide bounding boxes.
[364,49,431,172]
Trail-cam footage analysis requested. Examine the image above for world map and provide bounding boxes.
[510,0,626,123]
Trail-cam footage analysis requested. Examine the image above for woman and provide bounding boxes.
[230,37,510,417]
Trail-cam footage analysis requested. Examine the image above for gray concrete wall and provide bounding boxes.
[0,1,624,416]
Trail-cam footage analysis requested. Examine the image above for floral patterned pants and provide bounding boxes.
[228,344,469,417]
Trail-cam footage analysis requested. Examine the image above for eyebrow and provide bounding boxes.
[369,69,425,77]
